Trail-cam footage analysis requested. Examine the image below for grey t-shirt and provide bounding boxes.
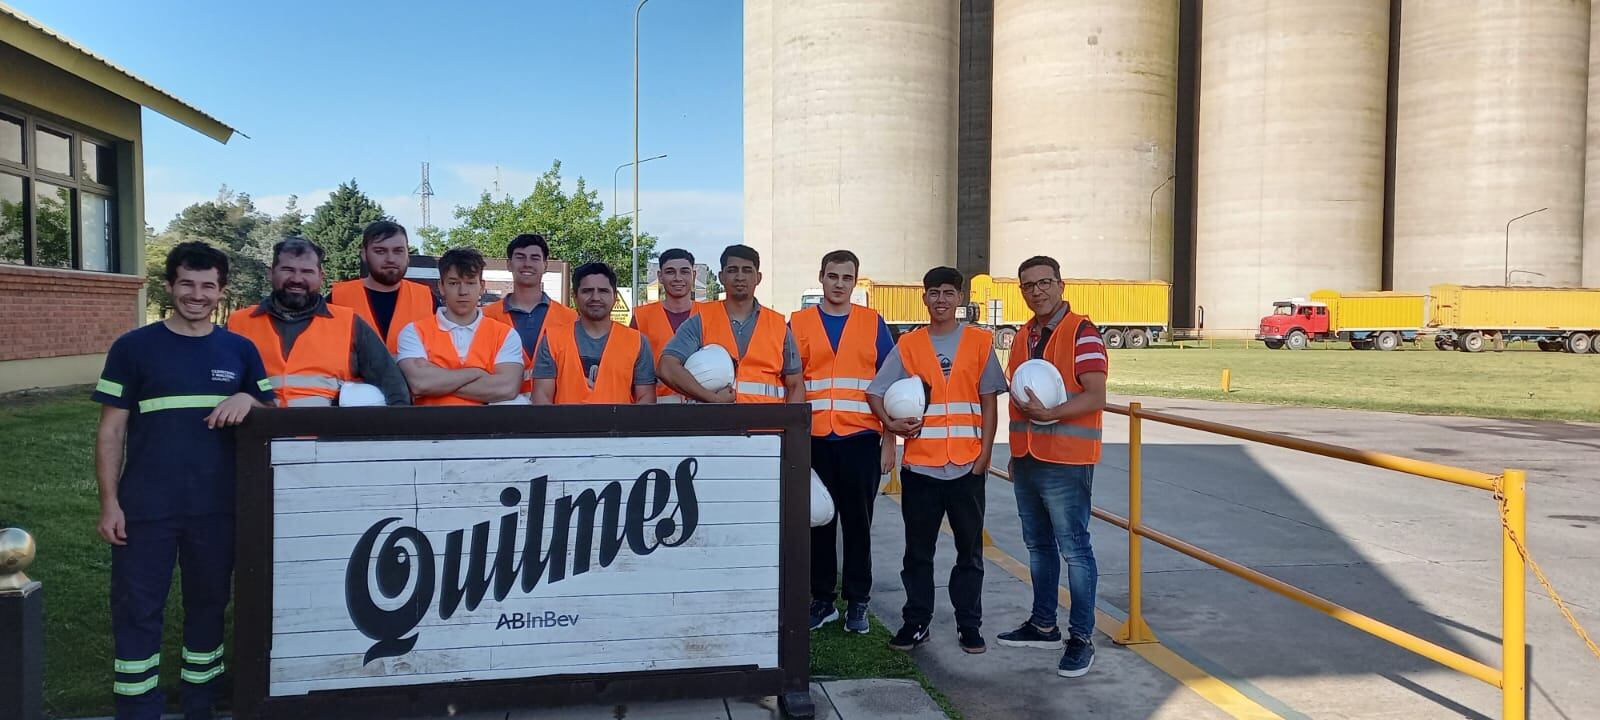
[868,322,1007,480]
[662,301,803,376]
[532,324,656,387]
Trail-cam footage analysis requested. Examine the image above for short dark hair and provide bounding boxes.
[361,220,407,248]
[506,233,549,260]
[438,247,486,281]
[922,266,964,291]
[272,237,325,268]
[658,248,695,268]
[572,261,619,292]
[819,249,860,275]
[1018,255,1061,279]
[720,244,760,270]
[165,241,230,286]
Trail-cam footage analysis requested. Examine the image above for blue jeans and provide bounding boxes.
[1011,456,1097,639]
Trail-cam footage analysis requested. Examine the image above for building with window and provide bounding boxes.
[0,5,236,393]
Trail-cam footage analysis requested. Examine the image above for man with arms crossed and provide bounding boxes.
[328,220,437,354]
[396,248,524,405]
[995,255,1107,679]
[530,262,656,405]
[630,247,700,403]
[790,250,896,633]
[93,242,275,719]
[868,266,1003,655]
[657,244,804,404]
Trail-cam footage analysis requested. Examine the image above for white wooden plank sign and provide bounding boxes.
[265,435,783,697]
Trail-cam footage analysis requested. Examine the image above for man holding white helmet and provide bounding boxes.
[658,244,804,404]
[866,266,1005,655]
[995,255,1108,679]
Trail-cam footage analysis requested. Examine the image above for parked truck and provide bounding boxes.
[1429,285,1600,353]
[1256,290,1427,351]
[967,275,1171,350]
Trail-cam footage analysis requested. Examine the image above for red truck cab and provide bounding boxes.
[1256,300,1328,350]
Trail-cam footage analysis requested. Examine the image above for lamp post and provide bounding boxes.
[1503,207,1547,286]
[1148,174,1175,279]
[632,0,652,306]
[614,154,667,218]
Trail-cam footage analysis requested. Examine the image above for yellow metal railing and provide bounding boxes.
[990,401,1530,719]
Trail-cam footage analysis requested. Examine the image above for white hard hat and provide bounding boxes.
[883,377,928,420]
[685,344,736,393]
[336,382,386,407]
[809,469,835,527]
[1011,359,1068,425]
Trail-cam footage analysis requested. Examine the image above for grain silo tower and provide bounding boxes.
[765,0,959,313]
[989,0,1179,283]
[743,0,775,304]
[1194,1,1390,333]
[1586,0,1600,288]
[1393,0,1587,291]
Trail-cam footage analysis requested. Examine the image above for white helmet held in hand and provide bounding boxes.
[1011,359,1067,425]
[685,344,736,392]
[810,469,835,527]
[336,382,386,407]
[883,377,928,420]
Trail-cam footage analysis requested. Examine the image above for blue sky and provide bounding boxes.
[14,0,744,261]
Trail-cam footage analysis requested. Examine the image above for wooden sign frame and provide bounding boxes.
[232,405,814,719]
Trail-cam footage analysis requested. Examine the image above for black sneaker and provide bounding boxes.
[996,620,1064,649]
[958,626,986,654]
[844,601,870,634]
[1058,634,1095,678]
[888,623,930,651]
[809,600,839,630]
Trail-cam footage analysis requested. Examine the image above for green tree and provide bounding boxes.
[243,194,306,269]
[438,160,656,285]
[143,227,174,316]
[416,224,447,254]
[303,181,388,281]
[159,187,269,312]
[705,271,722,300]
[1,192,28,263]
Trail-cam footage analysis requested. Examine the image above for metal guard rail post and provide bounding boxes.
[991,401,1527,719]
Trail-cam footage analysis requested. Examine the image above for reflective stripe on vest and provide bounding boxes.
[329,279,435,354]
[227,305,357,406]
[413,314,515,406]
[551,322,643,404]
[791,305,883,436]
[700,301,788,404]
[1007,311,1104,464]
[635,300,701,401]
[897,325,992,467]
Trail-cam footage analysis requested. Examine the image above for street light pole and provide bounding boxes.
[633,0,651,307]
[1148,174,1175,279]
[1503,207,1548,285]
[614,154,667,218]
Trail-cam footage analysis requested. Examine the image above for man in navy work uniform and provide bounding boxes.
[93,242,275,720]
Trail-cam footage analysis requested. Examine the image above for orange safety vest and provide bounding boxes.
[791,305,883,437]
[411,314,516,406]
[329,279,435,355]
[550,322,644,404]
[699,301,788,403]
[1008,311,1104,464]
[484,295,578,394]
[226,305,356,407]
[898,324,992,468]
[633,300,700,403]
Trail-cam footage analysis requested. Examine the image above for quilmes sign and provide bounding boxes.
[265,435,782,697]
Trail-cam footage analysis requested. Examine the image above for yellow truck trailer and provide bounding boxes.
[1257,291,1427,350]
[1429,285,1600,353]
[967,275,1171,349]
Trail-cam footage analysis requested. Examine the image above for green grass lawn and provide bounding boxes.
[808,597,961,719]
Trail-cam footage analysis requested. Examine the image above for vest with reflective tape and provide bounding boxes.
[699,301,788,403]
[413,315,515,406]
[551,322,643,404]
[484,297,577,394]
[329,279,434,354]
[898,325,992,467]
[226,305,355,407]
[634,301,699,403]
[791,305,883,437]
[1008,312,1103,464]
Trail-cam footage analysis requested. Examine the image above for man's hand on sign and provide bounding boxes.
[884,416,922,439]
[1015,388,1058,424]
[98,502,127,546]
[205,392,258,429]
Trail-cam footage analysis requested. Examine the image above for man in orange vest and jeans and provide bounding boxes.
[630,247,700,403]
[657,244,804,404]
[396,248,525,405]
[994,255,1107,679]
[791,250,896,634]
[868,266,1005,655]
[530,262,657,405]
[328,221,438,355]
[228,238,409,406]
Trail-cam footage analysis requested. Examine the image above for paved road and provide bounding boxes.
[865,395,1600,719]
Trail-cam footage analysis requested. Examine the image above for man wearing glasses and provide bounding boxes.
[994,255,1108,679]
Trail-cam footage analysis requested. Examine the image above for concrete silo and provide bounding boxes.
[989,0,1179,283]
[1393,0,1587,291]
[766,0,959,313]
[1587,0,1600,288]
[1194,1,1391,334]
[742,0,774,304]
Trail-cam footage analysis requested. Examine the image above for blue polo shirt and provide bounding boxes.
[91,322,274,521]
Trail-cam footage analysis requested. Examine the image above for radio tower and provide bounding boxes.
[415,162,435,228]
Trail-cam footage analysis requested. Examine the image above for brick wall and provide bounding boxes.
[0,265,144,362]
